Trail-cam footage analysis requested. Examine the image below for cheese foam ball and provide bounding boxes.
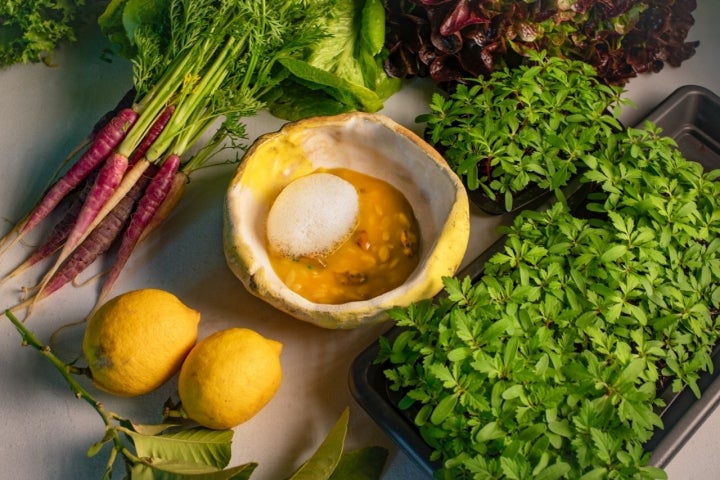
[266,172,359,258]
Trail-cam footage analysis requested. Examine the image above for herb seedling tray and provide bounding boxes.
[349,85,720,476]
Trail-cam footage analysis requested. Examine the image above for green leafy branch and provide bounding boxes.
[7,310,387,479]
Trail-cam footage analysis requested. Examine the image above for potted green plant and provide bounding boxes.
[373,123,720,479]
[419,50,628,214]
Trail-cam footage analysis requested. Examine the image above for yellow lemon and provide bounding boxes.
[82,289,200,397]
[178,328,283,430]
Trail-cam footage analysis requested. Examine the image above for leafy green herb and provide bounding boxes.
[7,310,387,479]
[419,50,629,212]
[0,0,103,67]
[379,121,720,479]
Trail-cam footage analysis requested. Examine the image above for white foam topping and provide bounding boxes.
[266,173,359,258]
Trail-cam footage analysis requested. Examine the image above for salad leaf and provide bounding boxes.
[266,0,401,120]
[383,0,699,89]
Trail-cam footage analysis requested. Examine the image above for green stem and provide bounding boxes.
[169,113,218,164]
[117,33,222,159]
[180,121,235,174]
[149,31,250,162]
[116,53,190,158]
[5,310,142,468]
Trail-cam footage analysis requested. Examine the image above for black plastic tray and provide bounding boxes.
[349,85,720,476]
[640,85,720,171]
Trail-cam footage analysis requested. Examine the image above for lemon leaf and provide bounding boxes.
[129,461,257,479]
[288,407,349,480]
[125,427,233,470]
[328,446,388,480]
[129,422,183,436]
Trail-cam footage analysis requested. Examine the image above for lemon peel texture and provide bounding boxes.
[82,289,200,397]
[178,327,283,430]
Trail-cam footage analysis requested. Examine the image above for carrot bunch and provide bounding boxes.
[0,0,333,317]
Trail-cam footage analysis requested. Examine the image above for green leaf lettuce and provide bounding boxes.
[266,0,401,120]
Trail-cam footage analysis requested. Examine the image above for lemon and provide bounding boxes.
[178,328,283,430]
[82,289,200,397]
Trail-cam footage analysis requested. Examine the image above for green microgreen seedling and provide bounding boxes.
[418,50,630,212]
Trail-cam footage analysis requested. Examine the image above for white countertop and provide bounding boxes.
[0,4,719,479]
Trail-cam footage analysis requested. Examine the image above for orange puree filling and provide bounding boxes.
[267,168,421,304]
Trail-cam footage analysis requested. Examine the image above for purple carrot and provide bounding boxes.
[21,108,138,236]
[40,89,136,195]
[3,168,155,317]
[62,152,130,256]
[98,154,181,302]
[4,175,93,279]
[0,170,98,280]
[21,201,83,271]
[0,106,138,258]
[138,170,188,243]
[29,151,131,308]
[38,166,156,300]
[130,104,175,164]
[90,89,137,139]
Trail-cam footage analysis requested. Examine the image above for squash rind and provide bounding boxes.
[223,112,470,329]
